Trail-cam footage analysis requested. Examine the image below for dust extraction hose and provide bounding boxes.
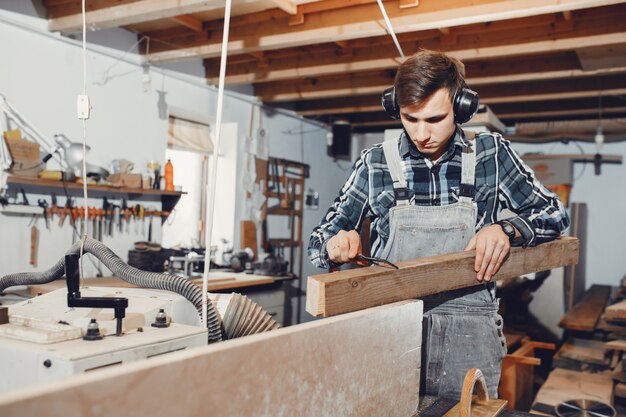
[0,238,222,343]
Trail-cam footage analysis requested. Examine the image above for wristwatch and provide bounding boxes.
[496,220,519,244]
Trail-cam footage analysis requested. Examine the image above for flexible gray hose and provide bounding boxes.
[0,238,222,343]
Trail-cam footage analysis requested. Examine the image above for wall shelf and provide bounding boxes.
[5,175,185,219]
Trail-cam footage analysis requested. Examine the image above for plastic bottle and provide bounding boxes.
[164,159,174,191]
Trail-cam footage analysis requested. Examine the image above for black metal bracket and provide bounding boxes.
[65,254,128,336]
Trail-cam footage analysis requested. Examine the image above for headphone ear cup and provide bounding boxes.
[453,88,480,124]
[382,87,400,120]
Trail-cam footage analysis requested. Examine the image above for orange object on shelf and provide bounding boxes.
[164,159,174,191]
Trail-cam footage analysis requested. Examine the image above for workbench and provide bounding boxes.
[25,272,298,326]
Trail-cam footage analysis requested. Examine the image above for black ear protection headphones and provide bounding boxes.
[381,83,480,124]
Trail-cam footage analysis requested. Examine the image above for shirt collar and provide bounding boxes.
[400,126,469,161]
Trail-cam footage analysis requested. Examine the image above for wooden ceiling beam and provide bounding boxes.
[295,88,626,118]
[490,95,626,116]
[147,0,626,63]
[289,83,626,118]
[498,106,626,122]
[49,0,264,33]
[253,54,582,100]
[267,0,297,15]
[398,0,419,9]
[170,15,204,32]
[255,60,626,102]
[200,5,625,83]
[209,27,626,84]
[483,88,626,105]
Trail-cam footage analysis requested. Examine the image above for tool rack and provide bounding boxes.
[5,175,184,224]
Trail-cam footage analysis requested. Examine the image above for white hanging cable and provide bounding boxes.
[93,36,150,86]
[79,0,90,284]
[201,0,233,326]
[376,0,405,58]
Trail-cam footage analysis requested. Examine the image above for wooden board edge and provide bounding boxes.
[305,273,324,316]
[309,237,579,317]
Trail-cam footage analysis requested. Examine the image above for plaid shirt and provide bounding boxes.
[308,128,570,269]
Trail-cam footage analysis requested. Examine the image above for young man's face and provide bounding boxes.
[399,87,457,161]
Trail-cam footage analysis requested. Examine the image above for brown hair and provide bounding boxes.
[394,49,466,108]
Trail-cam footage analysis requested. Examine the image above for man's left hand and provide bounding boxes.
[464,224,510,282]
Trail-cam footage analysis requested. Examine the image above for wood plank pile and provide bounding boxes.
[558,284,612,333]
[552,338,611,372]
[531,276,626,415]
[531,368,614,415]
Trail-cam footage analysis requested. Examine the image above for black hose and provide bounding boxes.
[0,238,222,343]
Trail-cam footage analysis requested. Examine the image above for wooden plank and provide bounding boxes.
[214,31,626,84]
[27,274,277,295]
[170,15,204,32]
[253,57,609,98]
[0,301,423,417]
[148,0,626,63]
[604,339,626,353]
[500,106,626,122]
[532,368,613,408]
[555,338,608,366]
[605,300,626,321]
[499,341,554,410]
[558,284,611,331]
[307,237,579,317]
[48,0,261,33]
[240,220,258,259]
[266,0,297,15]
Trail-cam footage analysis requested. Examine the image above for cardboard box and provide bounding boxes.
[10,160,43,179]
[108,173,142,189]
[3,133,43,178]
[3,135,40,161]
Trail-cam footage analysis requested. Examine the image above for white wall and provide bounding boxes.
[0,8,347,317]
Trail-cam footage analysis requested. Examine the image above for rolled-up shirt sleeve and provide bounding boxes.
[496,136,570,246]
[308,152,371,269]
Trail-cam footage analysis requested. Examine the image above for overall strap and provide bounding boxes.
[459,130,476,204]
[382,139,410,205]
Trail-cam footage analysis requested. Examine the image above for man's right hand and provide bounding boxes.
[327,230,362,263]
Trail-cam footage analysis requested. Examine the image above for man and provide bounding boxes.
[308,49,569,398]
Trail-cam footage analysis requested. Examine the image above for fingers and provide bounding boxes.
[472,224,512,282]
[490,244,510,280]
[476,238,494,281]
[327,230,361,264]
[474,237,485,273]
[482,240,509,282]
[347,230,362,259]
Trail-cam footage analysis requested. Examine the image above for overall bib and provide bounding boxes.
[381,136,507,399]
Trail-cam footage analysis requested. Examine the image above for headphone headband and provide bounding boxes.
[382,85,480,124]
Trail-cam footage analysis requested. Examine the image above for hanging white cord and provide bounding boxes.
[376,0,405,58]
[79,0,89,284]
[201,0,233,326]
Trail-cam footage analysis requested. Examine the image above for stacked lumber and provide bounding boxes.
[531,368,614,416]
[612,360,626,403]
[530,282,624,415]
[558,284,611,333]
[552,338,610,372]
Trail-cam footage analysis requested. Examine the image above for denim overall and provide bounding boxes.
[381,135,507,399]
